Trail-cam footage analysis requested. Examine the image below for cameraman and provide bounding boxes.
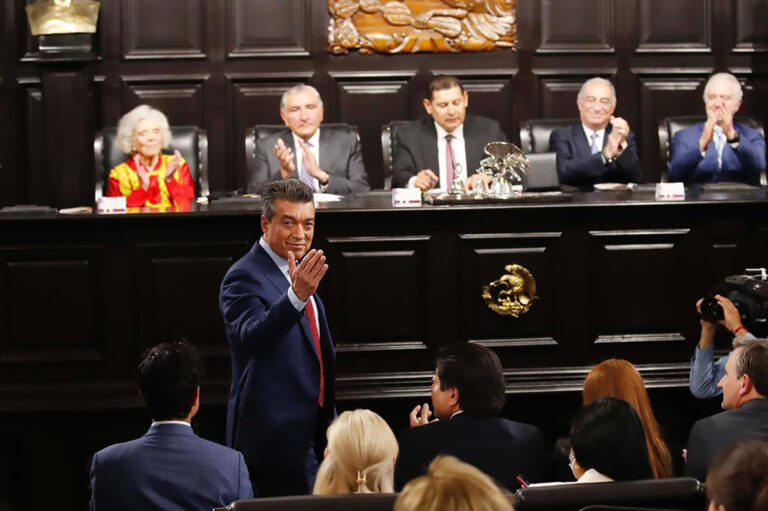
[691,294,755,399]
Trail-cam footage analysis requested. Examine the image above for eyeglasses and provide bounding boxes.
[582,96,612,106]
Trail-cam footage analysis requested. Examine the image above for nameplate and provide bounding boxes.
[655,182,685,201]
[97,196,127,213]
[392,188,421,207]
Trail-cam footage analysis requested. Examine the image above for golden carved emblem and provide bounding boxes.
[482,264,537,317]
[26,0,100,36]
[328,0,516,54]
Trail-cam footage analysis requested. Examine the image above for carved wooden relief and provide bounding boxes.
[328,0,517,54]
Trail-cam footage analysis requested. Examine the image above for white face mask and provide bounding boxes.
[569,451,578,479]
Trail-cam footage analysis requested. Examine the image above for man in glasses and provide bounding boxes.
[549,77,641,189]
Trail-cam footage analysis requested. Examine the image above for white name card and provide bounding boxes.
[655,182,685,201]
[392,188,422,207]
[97,196,127,213]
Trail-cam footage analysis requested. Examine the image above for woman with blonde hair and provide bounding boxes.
[313,409,398,494]
[582,358,673,478]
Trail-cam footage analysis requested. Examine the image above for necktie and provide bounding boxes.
[300,140,315,190]
[590,132,601,154]
[445,134,456,190]
[714,125,726,169]
[305,298,324,407]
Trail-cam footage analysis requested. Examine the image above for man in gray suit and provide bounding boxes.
[685,338,768,481]
[248,84,370,195]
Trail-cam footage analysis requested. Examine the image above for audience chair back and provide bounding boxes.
[213,493,398,511]
[518,119,575,191]
[579,506,691,511]
[245,123,360,191]
[381,120,411,190]
[514,477,705,511]
[658,115,765,183]
[94,126,208,202]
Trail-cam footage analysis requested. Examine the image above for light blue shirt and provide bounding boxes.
[689,332,755,399]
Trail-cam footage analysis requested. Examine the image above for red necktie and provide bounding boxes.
[305,298,324,407]
[445,134,456,190]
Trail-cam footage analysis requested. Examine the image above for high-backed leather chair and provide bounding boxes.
[94,126,208,202]
[518,119,576,191]
[245,123,360,193]
[514,477,705,511]
[658,115,765,183]
[380,120,412,190]
[213,493,399,511]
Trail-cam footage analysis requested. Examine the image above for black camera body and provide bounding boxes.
[700,275,768,329]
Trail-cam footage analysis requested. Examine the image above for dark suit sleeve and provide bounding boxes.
[249,138,275,195]
[237,453,255,499]
[684,419,708,481]
[324,133,370,194]
[392,127,420,188]
[550,129,606,186]
[220,267,304,357]
[611,132,642,182]
[90,453,102,511]
[734,126,767,175]
[669,128,708,182]
[394,430,428,491]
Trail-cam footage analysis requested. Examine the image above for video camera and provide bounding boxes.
[700,270,768,334]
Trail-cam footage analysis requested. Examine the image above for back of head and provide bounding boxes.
[736,339,768,398]
[571,397,653,481]
[583,359,672,478]
[436,343,505,417]
[138,340,203,421]
[426,75,464,101]
[261,179,314,221]
[395,456,514,511]
[313,409,398,495]
[707,438,768,511]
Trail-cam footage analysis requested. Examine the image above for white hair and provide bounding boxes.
[578,77,617,106]
[280,84,323,112]
[703,72,743,103]
[116,105,172,155]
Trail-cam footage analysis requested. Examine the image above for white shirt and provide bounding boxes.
[292,129,321,191]
[259,237,319,332]
[407,122,468,192]
[151,420,191,428]
[581,124,606,154]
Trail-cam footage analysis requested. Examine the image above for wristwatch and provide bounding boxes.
[727,130,740,148]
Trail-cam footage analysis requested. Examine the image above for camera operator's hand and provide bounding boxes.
[696,298,716,349]
[714,294,748,336]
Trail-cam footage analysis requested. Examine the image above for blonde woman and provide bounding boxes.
[313,409,398,494]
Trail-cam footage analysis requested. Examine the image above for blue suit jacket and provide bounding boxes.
[669,122,766,185]
[549,122,642,188]
[219,242,336,495]
[90,423,253,511]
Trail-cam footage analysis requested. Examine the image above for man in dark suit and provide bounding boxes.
[248,84,370,195]
[685,339,768,481]
[90,341,253,510]
[394,343,549,492]
[392,75,507,192]
[669,72,766,185]
[220,179,335,497]
[549,77,641,189]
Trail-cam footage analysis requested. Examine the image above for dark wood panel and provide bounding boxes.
[733,0,768,52]
[637,0,711,52]
[538,77,585,119]
[227,0,310,57]
[121,76,207,127]
[538,0,613,53]
[23,85,45,205]
[122,0,205,59]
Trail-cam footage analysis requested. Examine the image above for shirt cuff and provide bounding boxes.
[407,176,418,189]
[318,177,329,192]
[288,286,307,311]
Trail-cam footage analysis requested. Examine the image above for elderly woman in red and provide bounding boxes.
[107,105,195,207]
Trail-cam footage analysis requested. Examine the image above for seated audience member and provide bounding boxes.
[685,339,768,481]
[691,294,755,399]
[394,455,514,511]
[107,105,195,207]
[549,77,641,189]
[669,72,766,185]
[394,343,549,491]
[90,341,253,510]
[313,409,398,494]
[569,398,654,482]
[583,359,673,478]
[392,75,507,192]
[248,84,370,195]
[706,438,768,511]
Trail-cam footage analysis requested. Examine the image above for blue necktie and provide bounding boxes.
[590,132,600,155]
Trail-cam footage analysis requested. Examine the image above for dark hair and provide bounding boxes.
[435,343,505,417]
[426,75,465,101]
[707,438,768,511]
[570,398,653,481]
[736,339,768,396]
[138,340,204,421]
[262,179,313,221]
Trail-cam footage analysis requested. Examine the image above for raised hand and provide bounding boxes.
[288,249,328,302]
[164,150,182,179]
[274,138,296,179]
[297,139,329,184]
[409,403,436,428]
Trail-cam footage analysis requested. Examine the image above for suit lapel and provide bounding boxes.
[572,123,591,157]
[423,118,440,175]
[464,115,483,174]
[318,127,331,172]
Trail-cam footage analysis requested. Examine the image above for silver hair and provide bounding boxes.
[703,72,743,103]
[577,77,617,106]
[733,338,768,377]
[280,84,323,111]
[116,105,172,155]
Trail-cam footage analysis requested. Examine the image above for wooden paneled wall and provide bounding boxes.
[0,0,766,207]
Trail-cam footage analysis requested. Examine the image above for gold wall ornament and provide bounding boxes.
[482,264,537,317]
[328,0,516,54]
[26,0,100,36]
